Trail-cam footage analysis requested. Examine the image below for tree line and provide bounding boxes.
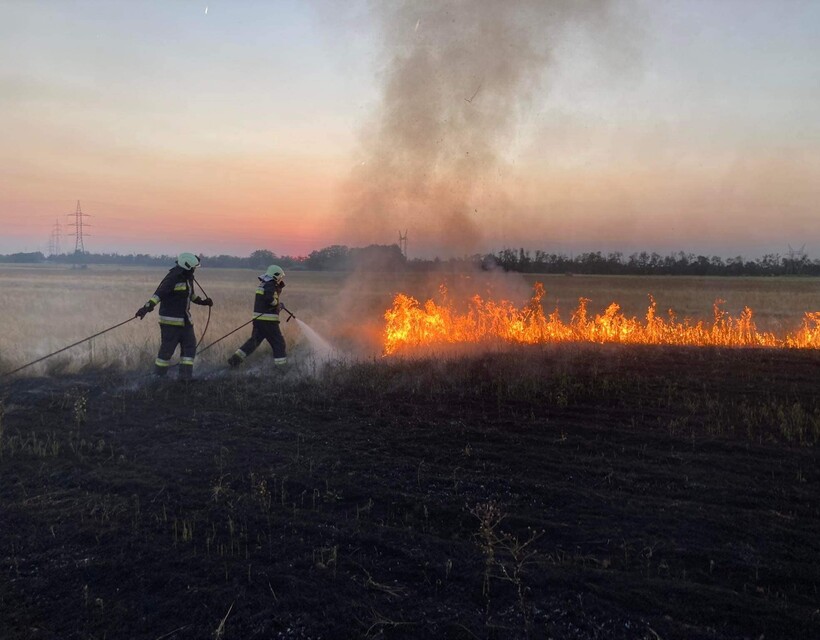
[0,245,406,271]
[486,248,820,276]
[1,246,819,276]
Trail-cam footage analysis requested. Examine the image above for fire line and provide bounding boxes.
[383,283,820,355]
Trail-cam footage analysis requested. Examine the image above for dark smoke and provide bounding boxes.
[344,0,617,256]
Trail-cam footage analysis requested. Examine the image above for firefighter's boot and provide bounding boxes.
[178,357,194,380]
[228,351,244,367]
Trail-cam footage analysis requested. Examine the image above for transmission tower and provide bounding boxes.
[786,243,807,275]
[67,200,91,255]
[398,229,408,259]
[48,218,62,256]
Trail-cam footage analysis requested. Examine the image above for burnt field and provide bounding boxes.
[1,345,819,640]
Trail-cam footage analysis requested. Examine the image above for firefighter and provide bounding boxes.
[134,252,213,378]
[228,264,287,367]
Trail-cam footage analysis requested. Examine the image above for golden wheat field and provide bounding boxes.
[0,264,818,376]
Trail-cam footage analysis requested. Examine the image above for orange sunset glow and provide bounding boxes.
[2,2,819,259]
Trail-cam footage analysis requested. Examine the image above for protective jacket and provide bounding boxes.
[253,277,282,321]
[229,275,287,366]
[144,266,207,326]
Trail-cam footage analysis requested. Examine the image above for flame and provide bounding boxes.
[383,283,820,354]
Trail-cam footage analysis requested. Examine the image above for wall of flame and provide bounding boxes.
[383,283,820,354]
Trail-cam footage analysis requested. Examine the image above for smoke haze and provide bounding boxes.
[343,0,619,256]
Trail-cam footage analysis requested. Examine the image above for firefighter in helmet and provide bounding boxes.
[135,252,213,378]
[228,265,287,367]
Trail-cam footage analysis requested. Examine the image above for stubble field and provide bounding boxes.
[0,265,819,639]
[2,265,818,374]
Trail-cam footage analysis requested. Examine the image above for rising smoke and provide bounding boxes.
[344,0,619,256]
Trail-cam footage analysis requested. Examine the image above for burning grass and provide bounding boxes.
[384,282,820,354]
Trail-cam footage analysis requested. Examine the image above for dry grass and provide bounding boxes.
[0,265,396,375]
[0,264,818,376]
[514,273,820,334]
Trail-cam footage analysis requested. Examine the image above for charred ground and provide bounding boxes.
[1,345,818,639]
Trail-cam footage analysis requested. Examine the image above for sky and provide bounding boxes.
[1,0,819,259]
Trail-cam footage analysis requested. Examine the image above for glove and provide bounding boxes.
[135,306,149,319]
[201,297,213,307]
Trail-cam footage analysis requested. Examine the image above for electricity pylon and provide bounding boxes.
[399,230,408,259]
[47,218,62,256]
[68,200,90,255]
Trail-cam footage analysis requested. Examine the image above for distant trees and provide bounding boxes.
[350,244,406,271]
[304,244,350,270]
[303,244,406,271]
[40,252,171,266]
[483,248,820,276]
[248,249,278,269]
[1,245,819,275]
[0,251,45,263]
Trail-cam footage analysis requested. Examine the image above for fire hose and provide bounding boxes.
[196,315,260,356]
[0,276,212,380]
[196,305,295,357]
[0,316,137,380]
[192,274,212,351]
[0,300,295,380]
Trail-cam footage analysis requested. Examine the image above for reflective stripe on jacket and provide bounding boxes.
[253,278,281,321]
[146,266,202,326]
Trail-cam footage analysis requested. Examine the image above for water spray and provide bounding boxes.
[292,318,335,362]
[278,305,335,362]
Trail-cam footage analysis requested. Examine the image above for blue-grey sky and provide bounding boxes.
[1,0,818,258]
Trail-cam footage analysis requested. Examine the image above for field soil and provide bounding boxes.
[1,345,819,639]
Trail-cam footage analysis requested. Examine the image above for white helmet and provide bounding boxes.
[265,264,285,284]
[176,252,200,271]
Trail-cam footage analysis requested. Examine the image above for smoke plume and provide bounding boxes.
[344,0,617,256]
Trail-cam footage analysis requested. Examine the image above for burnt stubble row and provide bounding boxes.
[1,344,818,639]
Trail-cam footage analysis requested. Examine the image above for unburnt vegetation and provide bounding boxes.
[2,265,820,375]
[1,344,818,639]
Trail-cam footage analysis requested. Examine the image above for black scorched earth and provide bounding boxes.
[1,345,818,639]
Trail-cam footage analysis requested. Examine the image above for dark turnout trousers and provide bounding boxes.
[233,320,286,365]
[155,324,197,378]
